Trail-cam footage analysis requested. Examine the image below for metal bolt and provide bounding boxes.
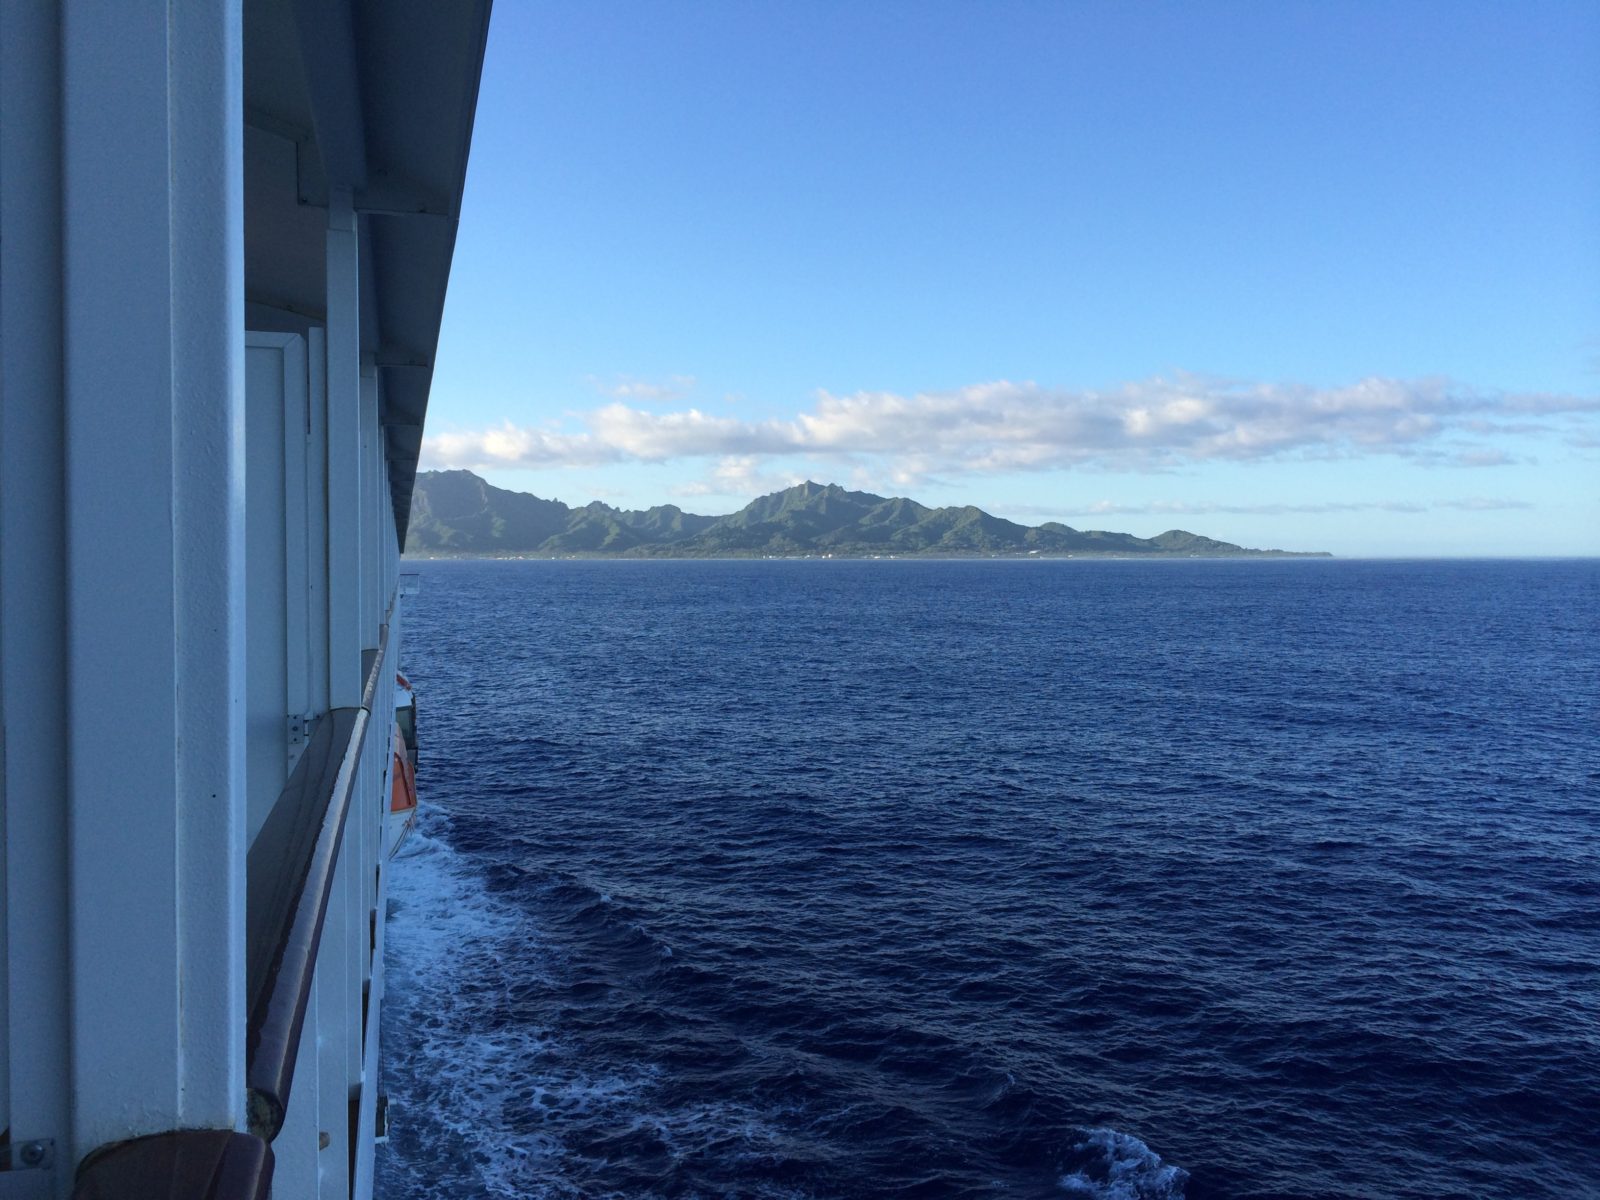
[19,1142,47,1168]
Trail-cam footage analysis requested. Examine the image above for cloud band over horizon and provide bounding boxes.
[422,374,1599,490]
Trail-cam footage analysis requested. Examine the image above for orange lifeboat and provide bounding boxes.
[390,723,417,815]
[387,721,418,856]
[387,674,419,857]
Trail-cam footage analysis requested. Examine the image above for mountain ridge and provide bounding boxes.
[405,470,1330,558]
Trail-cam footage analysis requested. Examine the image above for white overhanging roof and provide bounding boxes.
[244,0,492,543]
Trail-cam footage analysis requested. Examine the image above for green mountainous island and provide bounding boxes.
[406,470,1329,558]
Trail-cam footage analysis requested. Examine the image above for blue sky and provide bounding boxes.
[421,0,1600,556]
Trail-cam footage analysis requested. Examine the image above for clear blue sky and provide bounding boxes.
[422,0,1600,556]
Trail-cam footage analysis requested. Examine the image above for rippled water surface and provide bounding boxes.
[376,559,1598,1200]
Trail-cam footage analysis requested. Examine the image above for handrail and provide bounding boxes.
[243,704,369,1139]
[243,618,390,1140]
[70,602,396,1194]
[361,621,389,712]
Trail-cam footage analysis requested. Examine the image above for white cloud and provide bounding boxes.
[670,456,804,498]
[424,422,605,467]
[422,374,1600,479]
[584,374,698,402]
[1447,449,1518,467]
[1009,498,1533,519]
[586,403,776,459]
[1436,497,1535,511]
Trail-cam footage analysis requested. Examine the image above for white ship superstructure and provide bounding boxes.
[0,2,491,1197]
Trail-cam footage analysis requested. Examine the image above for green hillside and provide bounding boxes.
[404,470,1329,558]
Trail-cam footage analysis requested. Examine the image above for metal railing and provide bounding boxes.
[71,619,392,1198]
[243,704,369,1139]
[246,618,388,1139]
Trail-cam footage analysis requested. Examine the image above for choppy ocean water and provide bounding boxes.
[375,559,1599,1200]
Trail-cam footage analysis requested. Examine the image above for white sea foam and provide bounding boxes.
[1058,1128,1188,1199]
[381,824,573,1197]
[385,824,545,978]
[381,822,803,1199]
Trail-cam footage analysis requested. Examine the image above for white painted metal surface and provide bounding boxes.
[1,1,487,1194]
[247,334,303,843]
[326,192,365,712]
[284,335,314,776]
[273,983,322,1196]
[60,0,246,1153]
[307,328,333,721]
[0,3,72,1190]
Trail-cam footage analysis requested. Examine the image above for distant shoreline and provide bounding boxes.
[406,470,1333,559]
[403,549,1334,561]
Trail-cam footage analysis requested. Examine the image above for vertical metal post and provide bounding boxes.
[354,369,381,1046]
[273,972,321,1195]
[0,637,8,1149]
[345,738,365,1087]
[319,188,361,1200]
[59,0,245,1159]
[307,327,331,719]
[284,331,312,771]
[326,191,363,710]
[316,838,351,1200]
[168,0,248,1130]
[245,334,303,844]
[360,365,380,639]
[61,0,184,1140]
[387,490,401,598]
[1,2,70,1186]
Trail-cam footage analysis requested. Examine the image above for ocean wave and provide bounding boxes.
[1059,1129,1188,1199]
[380,558,1600,1199]
[382,823,827,1199]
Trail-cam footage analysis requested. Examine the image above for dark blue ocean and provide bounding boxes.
[376,559,1598,1200]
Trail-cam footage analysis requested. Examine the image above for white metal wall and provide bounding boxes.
[247,334,304,843]
[2,2,246,1189]
[261,191,405,1200]
[0,3,69,1183]
[3,11,406,1200]
[2,4,413,1194]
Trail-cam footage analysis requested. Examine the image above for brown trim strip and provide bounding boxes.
[73,1131,271,1200]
